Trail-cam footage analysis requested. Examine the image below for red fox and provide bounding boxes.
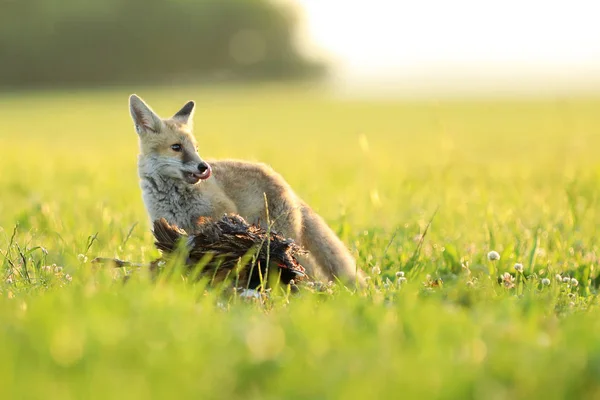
[129,94,365,286]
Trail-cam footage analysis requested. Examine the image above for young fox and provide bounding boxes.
[129,94,364,286]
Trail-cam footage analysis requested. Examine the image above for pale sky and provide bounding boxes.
[295,0,600,94]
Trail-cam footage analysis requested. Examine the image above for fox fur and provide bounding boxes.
[129,94,365,286]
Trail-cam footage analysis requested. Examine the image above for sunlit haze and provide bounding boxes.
[296,0,600,95]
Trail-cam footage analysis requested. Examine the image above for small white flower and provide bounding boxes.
[5,278,13,284]
[562,277,571,284]
[288,279,295,286]
[514,263,524,273]
[570,278,578,287]
[397,277,407,285]
[77,254,88,263]
[54,266,63,274]
[65,274,72,282]
[541,278,551,286]
[395,271,405,278]
[501,272,515,288]
[41,265,52,272]
[487,251,500,261]
[306,281,315,288]
[555,274,563,282]
[371,266,381,275]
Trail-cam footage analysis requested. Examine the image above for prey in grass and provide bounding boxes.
[93,214,308,291]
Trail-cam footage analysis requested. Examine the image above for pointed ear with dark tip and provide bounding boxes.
[172,101,195,127]
[129,94,163,134]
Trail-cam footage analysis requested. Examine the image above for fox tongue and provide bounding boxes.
[186,165,211,183]
[198,164,212,180]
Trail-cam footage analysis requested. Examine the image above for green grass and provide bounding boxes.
[1,84,600,399]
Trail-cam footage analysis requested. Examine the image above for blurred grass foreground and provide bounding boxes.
[0,0,324,89]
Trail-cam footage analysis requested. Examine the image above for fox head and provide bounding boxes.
[129,94,211,184]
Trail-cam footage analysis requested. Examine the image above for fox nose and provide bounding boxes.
[198,162,209,173]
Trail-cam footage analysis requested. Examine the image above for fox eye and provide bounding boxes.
[171,144,182,152]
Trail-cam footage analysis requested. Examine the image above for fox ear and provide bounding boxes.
[129,94,162,134]
[172,101,195,127]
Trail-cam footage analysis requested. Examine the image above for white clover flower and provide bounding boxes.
[501,272,515,288]
[395,271,405,278]
[562,277,571,284]
[570,278,578,287]
[54,266,63,274]
[65,274,73,282]
[487,251,500,261]
[514,263,524,273]
[541,278,551,286]
[555,274,563,282]
[77,254,88,263]
[397,277,407,285]
[371,266,381,275]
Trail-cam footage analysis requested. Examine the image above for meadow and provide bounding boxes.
[1,84,599,399]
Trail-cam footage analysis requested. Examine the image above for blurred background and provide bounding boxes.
[2,0,600,96]
[0,0,322,89]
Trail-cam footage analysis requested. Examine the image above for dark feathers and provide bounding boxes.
[152,214,307,289]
